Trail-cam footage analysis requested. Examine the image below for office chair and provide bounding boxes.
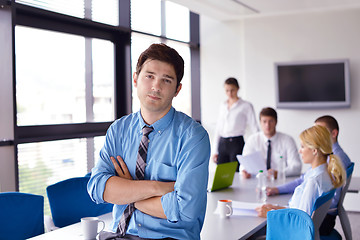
[266,208,314,240]
[47,176,113,228]
[336,162,354,240]
[312,188,336,240]
[0,192,44,240]
[322,162,355,240]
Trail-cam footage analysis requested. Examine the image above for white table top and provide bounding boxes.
[201,173,292,240]
[28,213,113,240]
[30,173,292,240]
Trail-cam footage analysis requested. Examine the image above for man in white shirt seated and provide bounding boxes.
[241,107,301,178]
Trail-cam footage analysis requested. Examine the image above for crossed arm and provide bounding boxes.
[103,156,175,219]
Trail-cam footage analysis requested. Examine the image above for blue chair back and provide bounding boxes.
[346,162,354,179]
[313,188,336,212]
[46,176,113,228]
[312,189,336,240]
[0,192,44,240]
[266,208,314,240]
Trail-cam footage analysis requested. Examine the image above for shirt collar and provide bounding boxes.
[236,97,243,105]
[261,131,278,143]
[332,142,340,153]
[305,163,327,178]
[224,97,243,106]
[137,107,175,135]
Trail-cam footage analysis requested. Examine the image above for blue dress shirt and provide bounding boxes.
[288,163,333,215]
[277,142,351,211]
[87,107,210,239]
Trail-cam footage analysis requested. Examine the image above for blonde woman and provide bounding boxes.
[256,125,345,217]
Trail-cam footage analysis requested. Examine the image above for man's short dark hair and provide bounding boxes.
[224,77,239,89]
[315,115,339,132]
[260,107,277,122]
[136,43,184,89]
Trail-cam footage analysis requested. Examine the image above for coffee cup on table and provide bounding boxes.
[218,199,233,218]
[81,217,105,240]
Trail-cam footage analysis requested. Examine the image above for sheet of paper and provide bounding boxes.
[236,151,266,175]
[232,208,258,217]
[232,200,262,210]
[213,201,262,217]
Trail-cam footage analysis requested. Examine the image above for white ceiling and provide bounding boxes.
[170,0,360,20]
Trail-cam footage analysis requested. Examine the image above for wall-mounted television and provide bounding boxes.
[275,59,350,109]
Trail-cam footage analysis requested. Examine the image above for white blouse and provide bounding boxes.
[212,98,259,155]
[288,163,333,215]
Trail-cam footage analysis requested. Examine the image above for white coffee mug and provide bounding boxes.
[81,217,105,240]
[218,199,233,218]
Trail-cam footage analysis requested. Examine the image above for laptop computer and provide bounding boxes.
[208,161,238,192]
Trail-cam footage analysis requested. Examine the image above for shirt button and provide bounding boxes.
[138,223,141,227]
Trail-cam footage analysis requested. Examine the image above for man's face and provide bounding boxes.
[134,59,181,117]
[260,115,277,138]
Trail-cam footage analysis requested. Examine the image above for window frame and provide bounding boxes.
[12,1,131,190]
[10,0,200,191]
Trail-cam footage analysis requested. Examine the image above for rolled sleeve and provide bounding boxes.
[161,191,180,222]
[87,121,122,204]
[161,128,210,223]
[87,172,112,204]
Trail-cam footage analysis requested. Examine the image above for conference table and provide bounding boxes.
[201,173,292,240]
[29,173,293,240]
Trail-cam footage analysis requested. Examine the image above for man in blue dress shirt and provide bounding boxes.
[87,43,211,239]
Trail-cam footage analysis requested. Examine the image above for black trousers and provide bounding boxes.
[319,214,336,235]
[217,136,245,172]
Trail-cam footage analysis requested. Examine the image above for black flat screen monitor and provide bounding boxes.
[275,59,350,109]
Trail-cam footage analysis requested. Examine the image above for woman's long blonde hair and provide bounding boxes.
[299,125,345,188]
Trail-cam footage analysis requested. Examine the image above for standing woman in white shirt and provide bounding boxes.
[212,77,259,171]
[255,125,346,217]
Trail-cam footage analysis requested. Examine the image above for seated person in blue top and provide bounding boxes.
[87,43,211,240]
[266,115,351,235]
[255,125,345,217]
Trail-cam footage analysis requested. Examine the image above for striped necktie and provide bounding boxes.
[117,126,153,236]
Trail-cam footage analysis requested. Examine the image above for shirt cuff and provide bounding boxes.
[161,191,179,223]
[89,173,113,204]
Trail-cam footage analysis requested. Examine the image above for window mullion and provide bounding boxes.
[160,0,166,40]
[85,37,94,122]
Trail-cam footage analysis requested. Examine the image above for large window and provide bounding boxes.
[8,0,200,217]
[12,0,129,216]
[15,26,115,125]
[130,1,192,116]
[16,0,119,26]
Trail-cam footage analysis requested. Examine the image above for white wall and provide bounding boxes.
[200,16,244,142]
[201,8,360,176]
